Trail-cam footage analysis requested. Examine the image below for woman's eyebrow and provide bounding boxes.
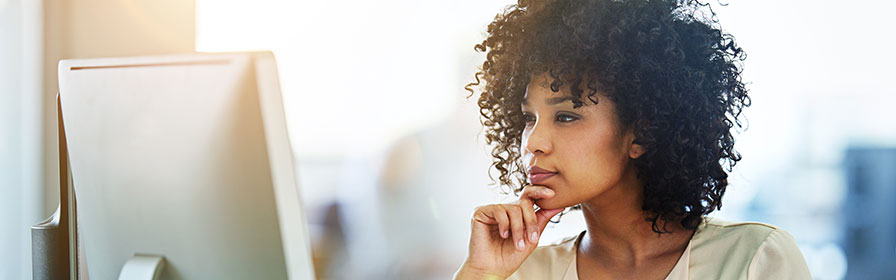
[547,96,577,105]
[521,96,578,106]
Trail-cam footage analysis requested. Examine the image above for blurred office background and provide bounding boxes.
[2,0,894,279]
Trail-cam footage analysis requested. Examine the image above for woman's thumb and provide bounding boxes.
[535,208,564,231]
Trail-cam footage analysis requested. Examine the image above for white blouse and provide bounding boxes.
[507,217,812,279]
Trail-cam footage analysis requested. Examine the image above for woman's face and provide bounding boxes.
[520,73,643,210]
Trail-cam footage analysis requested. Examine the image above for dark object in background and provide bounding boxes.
[843,147,896,279]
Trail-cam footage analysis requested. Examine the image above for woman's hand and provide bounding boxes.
[455,185,565,280]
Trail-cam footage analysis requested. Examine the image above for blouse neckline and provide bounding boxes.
[562,217,709,280]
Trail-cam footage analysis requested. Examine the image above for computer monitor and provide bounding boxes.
[56,52,315,279]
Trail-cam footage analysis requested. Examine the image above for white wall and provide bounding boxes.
[1,0,45,278]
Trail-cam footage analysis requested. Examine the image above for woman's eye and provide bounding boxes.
[555,113,579,123]
[523,113,536,124]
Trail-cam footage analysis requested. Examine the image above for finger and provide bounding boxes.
[517,197,539,244]
[472,205,495,225]
[493,206,511,239]
[501,204,526,251]
[520,185,555,201]
[535,207,565,233]
[473,205,511,239]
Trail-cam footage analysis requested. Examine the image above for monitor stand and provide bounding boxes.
[31,95,77,280]
[118,255,165,280]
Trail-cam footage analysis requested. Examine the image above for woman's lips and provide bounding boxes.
[528,172,556,185]
[528,166,558,185]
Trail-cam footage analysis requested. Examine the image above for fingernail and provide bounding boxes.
[530,231,539,243]
[502,230,509,238]
[517,239,525,250]
[543,189,554,195]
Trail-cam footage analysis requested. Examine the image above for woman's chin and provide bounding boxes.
[534,198,567,211]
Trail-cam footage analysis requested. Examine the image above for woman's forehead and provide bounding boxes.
[522,73,602,107]
[522,73,568,102]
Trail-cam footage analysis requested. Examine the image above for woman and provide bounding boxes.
[454,0,812,279]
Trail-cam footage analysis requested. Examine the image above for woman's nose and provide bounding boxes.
[524,122,552,155]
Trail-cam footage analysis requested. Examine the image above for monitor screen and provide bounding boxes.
[57,52,315,280]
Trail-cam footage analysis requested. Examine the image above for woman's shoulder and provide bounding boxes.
[689,217,812,279]
[507,231,583,280]
[692,216,801,253]
[694,216,780,242]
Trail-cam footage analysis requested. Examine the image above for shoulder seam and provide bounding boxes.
[745,228,780,279]
[704,220,779,230]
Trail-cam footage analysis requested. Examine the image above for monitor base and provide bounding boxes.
[118,254,165,280]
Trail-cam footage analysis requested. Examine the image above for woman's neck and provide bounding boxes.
[577,165,694,268]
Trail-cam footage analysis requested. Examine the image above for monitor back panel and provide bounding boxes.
[58,53,306,280]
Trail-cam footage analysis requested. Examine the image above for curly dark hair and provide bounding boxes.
[467,0,750,234]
